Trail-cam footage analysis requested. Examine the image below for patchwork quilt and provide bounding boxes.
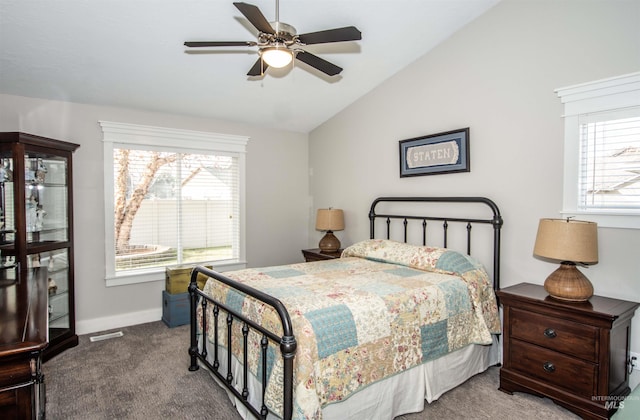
[199,239,500,419]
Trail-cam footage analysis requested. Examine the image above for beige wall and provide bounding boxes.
[309,0,640,382]
[0,93,309,332]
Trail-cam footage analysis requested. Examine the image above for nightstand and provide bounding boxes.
[301,248,343,262]
[497,283,639,420]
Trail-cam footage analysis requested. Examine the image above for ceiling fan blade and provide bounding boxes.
[247,58,267,76]
[297,26,362,45]
[295,51,342,76]
[233,2,275,34]
[184,41,256,47]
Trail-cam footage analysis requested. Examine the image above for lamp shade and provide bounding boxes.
[315,208,344,231]
[533,218,598,264]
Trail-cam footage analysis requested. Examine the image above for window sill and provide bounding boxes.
[560,211,640,230]
[105,260,248,287]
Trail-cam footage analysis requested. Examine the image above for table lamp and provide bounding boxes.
[315,208,344,253]
[533,218,598,302]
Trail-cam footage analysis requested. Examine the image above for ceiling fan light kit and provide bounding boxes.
[184,1,361,78]
[261,46,292,68]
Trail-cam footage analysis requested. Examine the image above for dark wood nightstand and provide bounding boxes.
[497,283,639,420]
[301,248,343,262]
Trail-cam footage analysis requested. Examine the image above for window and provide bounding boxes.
[578,109,640,211]
[556,72,640,229]
[100,121,248,286]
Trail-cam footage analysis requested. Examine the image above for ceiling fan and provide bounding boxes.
[184,1,362,77]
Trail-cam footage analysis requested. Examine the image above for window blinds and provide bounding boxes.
[113,147,239,272]
[578,107,640,212]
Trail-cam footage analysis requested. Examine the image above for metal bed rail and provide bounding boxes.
[188,266,297,420]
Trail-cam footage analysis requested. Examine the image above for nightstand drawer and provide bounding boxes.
[510,339,597,397]
[510,307,598,362]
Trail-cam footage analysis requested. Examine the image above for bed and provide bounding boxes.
[188,196,503,420]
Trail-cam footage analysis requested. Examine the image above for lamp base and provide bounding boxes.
[543,262,594,302]
[319,231,341,253]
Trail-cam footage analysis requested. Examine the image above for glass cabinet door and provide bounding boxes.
[24,152,72,343]
[24,154,69,244]
[27,248,70,339]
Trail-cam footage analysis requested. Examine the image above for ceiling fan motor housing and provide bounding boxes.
[270,21,296,37]
[257,21,297,48]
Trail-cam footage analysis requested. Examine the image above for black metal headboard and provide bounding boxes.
[368,197,503,291]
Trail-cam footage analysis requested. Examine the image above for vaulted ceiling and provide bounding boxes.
[0,0,500,133]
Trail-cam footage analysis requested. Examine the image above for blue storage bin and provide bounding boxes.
[162,290,189,327]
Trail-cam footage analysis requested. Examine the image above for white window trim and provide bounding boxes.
[556,72,640,229]
[99,121,248,287]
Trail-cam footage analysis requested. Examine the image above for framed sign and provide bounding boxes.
[399,128,470,177]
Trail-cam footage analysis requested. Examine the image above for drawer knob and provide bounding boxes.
[543,328,557,338]
[543,361,556,373]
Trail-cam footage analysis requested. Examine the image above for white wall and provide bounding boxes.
[0,93,309,333]
[309,0,640,384]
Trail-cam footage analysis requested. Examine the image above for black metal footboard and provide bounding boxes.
[188,266,297,420]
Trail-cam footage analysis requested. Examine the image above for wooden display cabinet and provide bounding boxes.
[0,132,80,361]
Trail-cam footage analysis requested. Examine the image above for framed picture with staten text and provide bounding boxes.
[399,128,470,177]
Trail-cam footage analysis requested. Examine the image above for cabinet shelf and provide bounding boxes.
[0,262,17,270]
[28,225,68,233]
[48,284,69,296]
[27,240,70,248]
[27,182,66,188]
[49,309,68,323]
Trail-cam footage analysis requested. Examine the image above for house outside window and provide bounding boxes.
[100,121,248,286]
[556,72,640,229]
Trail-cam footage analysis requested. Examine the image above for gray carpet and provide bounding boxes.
[44,321,579,419]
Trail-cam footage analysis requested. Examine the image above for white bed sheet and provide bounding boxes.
[203,335,500,419]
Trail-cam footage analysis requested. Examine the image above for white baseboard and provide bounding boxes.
[76,307,163,335]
